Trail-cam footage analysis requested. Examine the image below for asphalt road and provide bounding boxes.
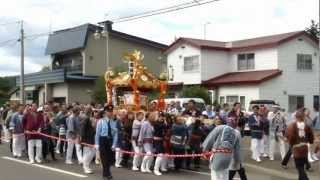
[1,142,315,180]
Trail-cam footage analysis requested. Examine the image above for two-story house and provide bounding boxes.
[166,31,319,114]
[15,21,167,105]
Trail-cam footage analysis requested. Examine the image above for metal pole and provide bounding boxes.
[106,33,109,69]
[204,23,206,39]
[203,22,210,40]
[20,21,25,105]
[104,22,109,70]
[318,3,320,120]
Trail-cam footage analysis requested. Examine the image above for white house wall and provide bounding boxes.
[38,87,45,106]
[167,44,201,85]
[230,48,278,71]
[218,85,260,111]
[201,49,230,81]
[52,83,68,99]
[68,82,94,104]
[260,35,319,115]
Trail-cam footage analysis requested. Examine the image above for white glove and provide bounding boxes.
[95,145,99,150]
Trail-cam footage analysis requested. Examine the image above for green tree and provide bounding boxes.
[92,75,107,104]
[182,85,211,104]
[0,77,11,106]
[92,65,127,104]
[305,20,319,39]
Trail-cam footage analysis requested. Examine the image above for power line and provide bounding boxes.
[113,0,220,23]
[0,27,86,48]
[0,40,18,48]
[1,0,220,47]
[0,20,21,27]
[0,39,18,46]
[111,0,207,22]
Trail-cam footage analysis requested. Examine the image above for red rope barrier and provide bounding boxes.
[1,132,232,158]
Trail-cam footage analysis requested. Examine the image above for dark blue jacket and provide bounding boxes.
[171,123,188,149]
[248,114,263,139]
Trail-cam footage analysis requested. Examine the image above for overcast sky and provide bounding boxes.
[0,0,318,76]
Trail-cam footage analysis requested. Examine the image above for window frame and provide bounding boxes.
[297,54,312,71]
[26,91,33,100]
[240,96,246,110]
[288,95,305,112]
[219,96,225,104]
[183,55,200,72]
[237,53,255,71]
[226,95,239,106]
[314,95,319,111]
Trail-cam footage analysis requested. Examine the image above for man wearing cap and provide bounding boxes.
[248,105,264,162]
[95,105,118,180]
[202,105,215,119]
[182,100,201,118]
[65,106,82,165]
[268,104,287,161]
[23,103,44,164]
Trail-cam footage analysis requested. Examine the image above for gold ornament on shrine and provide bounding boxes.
[104,50,167,111]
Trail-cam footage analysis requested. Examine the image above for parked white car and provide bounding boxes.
[152,98,206,111]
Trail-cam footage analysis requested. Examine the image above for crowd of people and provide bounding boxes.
[0,99,320,180]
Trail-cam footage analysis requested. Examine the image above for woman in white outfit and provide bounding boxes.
[303,108,318,162]
[138,112,156,173]
[80,106,96,174]
[268,105,287,161]
[131,111,144,171]
[65,107,83,165]
[10,104,25,158]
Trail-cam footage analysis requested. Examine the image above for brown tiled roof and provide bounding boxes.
[203,69,282,87]
[230,31,302,48]
[165,31,318,53]
[179,38,227,48]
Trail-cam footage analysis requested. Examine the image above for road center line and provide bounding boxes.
[180,169,210,176]
[2,156,88,178]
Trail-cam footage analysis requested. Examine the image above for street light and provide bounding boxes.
[203,22,211,40]
[94,22,110,70]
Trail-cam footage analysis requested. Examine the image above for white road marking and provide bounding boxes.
[180,169,210,176]
[2,156,88,178]
[180,169,240,180]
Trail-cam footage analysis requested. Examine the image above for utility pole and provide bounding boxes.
[20,21,25,105]
[203,22,210,40]
[318,3,320,120]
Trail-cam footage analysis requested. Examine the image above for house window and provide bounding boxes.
[314,95,319,111]
[169,65,174,81]
[183,55,199,72]
[240,96,245,110]
[26,92,33,100]
[297,54,312,70]
[219,96,225,104]
[42,92,45,105]
[226,96,239,106]
[288,95,304,112]
[238,53,255,70]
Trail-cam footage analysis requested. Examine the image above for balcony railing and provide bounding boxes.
[53,64,83,73]
[16,65,86,86]
[16,69,66,86]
